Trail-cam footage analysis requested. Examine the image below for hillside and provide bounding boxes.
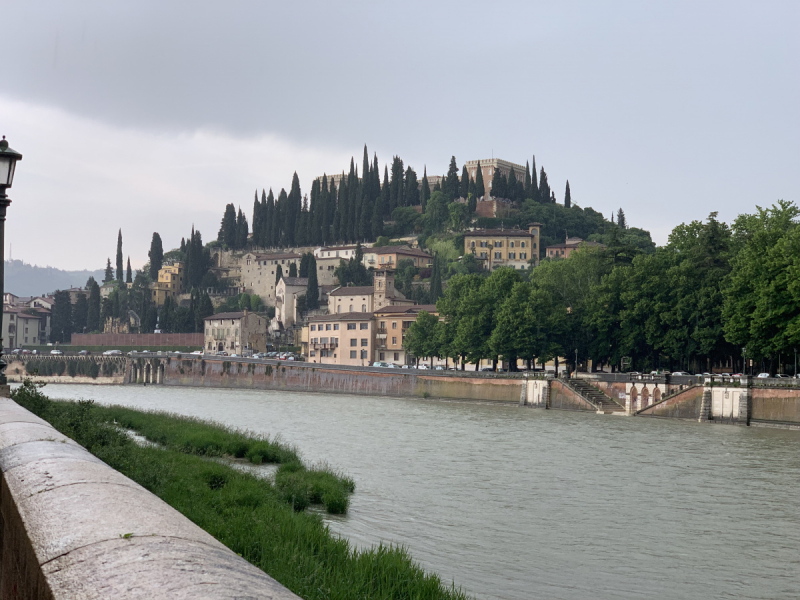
[4,260,105,297]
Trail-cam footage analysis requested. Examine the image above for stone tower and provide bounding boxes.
[373,268,396,310]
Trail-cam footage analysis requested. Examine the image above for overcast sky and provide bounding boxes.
[2,0,798,270]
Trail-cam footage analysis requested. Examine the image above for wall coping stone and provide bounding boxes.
[0,397,300,599]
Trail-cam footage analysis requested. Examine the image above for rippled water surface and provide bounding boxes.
[44,384,800,600]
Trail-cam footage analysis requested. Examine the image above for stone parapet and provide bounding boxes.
[0,397,299,599]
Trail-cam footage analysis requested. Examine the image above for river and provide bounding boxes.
[43,384,800,600]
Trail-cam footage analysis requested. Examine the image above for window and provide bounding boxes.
[533,242,537,249]
[494,252,502,259]
[362,304,367,312]
[392,337,397,345]
[321,349,328,357]
[350,351,357,359]
[508,252,516,259]
[480,241,487,248]
[380,321,386,330]
[521,242,526,248]
[349,304,353,312]
[350,339,357,346]
[510,241,515,248]
[394,353,399,361]
[361,338,368,346]
[310,351,316,357]
[361,350,368,359]
[520,253,527,259]
[347,323,356,330]
[360,323,368,330]
[326,324,332,331]
[471,241,475,248]
[480,252,487,259]
[392,322,397,329]
[495,241,502,248]
[311,337,318,344]
[310,325,316,331]
[334,324,339,330]
[331,337,338,345]
[379,352,385,360]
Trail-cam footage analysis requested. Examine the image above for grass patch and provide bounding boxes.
[10,381,467,600]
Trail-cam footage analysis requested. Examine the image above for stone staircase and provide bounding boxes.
[565,378,626,414]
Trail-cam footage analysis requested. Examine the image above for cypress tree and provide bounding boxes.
[50,290,74,343]
[531,156,539,197]
[299,252,311,278]
[251,190,261,247]
[287,172,302,246]
[332,176,345,242]
[180,238,186,253]
[445,156,459,201]
[474,162,485,199]
[306,255,319,310]
[404,167,419,207]
[148,233,164,280]
[87,278,101,332]
[389,156,404,213]
[218,203,237,247]
[617,208,627,229]
[429,254,442,303]
[564,181,572,208]
[460,165,470,199]
[420,166,430,212]
[277,188,289,246]
[289,263,298,278]
[539,167,550,203]
[126,257,132,283]
[103,258,114,283]
[319,176,330,245]
[346,160,359,242]
[309,179,320,245]
[266,189,277,247]
[275,264,283,287]
[73,293,88,334]
[524,161,532,198]
[235,207,249,249]
[491,168,506,199]
[507,167,517,201]
[116,229,124,282]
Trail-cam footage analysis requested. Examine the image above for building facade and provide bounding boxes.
[274,276,308,329]
[545,237,605,259]
[374,305,437,365]
[464,158,527,199]
[239,252,301,305]
[150,261,184,306]
[363,246,433,269]
[203,310,267,353]
[2,306,48,347]
[328,269,414,315]
[306,312,375,366]
[464,224,542,270]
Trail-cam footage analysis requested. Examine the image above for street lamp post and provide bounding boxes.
[0,137,23,387]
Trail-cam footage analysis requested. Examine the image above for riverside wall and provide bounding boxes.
[0,396,299,599]
[4,356,127,385]
[130,356,528,403]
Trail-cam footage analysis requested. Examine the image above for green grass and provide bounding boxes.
[10,380,468,600]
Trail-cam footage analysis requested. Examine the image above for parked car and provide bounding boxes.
[190,350,203,355]
[774,374,791,379]
[78,350,90,356]
[401,365,411,369]
[230,353,239,357]
[9,348,21,355]
[671,371,690,376]
[50,349,63,355]
[756,372,771,378]
[416,364,430,370]
[480,367,494,372]
[372,361,387,368]
[102,349,122,356]
[21,349,31,355]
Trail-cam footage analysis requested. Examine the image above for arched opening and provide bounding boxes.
[654,388,662,402]
[641,387,650,408]
[145,363,151,384]
[157,363,165,384]
[630,386,638,410]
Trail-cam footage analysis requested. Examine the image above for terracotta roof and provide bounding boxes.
[3,307,42,318]
[308,312,375,322]
[204,311,248,320]
[546,240,605,250]
[329,286,375,297]
[465,229,537,238]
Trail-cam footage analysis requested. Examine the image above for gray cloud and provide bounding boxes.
[2,0,799,269]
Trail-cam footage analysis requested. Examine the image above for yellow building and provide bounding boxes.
[374,304,437,365]
[464,224,541,270]
[150,261,184,306]
[305,312,375,366]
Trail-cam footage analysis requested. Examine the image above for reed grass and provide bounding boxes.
[10,381,468,600]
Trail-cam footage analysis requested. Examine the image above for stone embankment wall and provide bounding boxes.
[4,356,127,385]
[133,356,528,403]
[547,379,597,412]
[0,397,299,599]
[637,385,705,420]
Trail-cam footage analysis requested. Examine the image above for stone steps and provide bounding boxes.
[568,379,625,412]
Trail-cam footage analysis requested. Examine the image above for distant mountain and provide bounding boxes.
[4,260,105,297]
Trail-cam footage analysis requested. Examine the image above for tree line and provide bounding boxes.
[215,148,571,251]
[405,202,800,375]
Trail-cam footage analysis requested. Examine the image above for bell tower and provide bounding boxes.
[373,268,395,310]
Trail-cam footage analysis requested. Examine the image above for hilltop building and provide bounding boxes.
[464,158,527,198]
[545,237,605,259]
[464,224,542,270]
[150,261,184,306]
[329,268,413,314]
[203,310,267,354]
[239,252,301,305]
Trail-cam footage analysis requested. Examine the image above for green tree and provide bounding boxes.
[148,233,164,279]
[459,165,470,199]
[103,258,113,283]
[444,156,460,201]
[288,262,298,278]
[50,290,74,343]
[616,208,627,229]
[448,202,469,231]
[116,229,124,282]
[404,311,440,366]
[72,293,88,334]
[86,278,101,332]
[539,166,551,203]
[218,203,237,247]
[275,264,283,287]
[491,168,506,199]
[299,252,312,278]
[235,207,249,249]
[126,257,132,283]
[429,254,443,303]
[474,162,485,199]
[420,167,430,211]
[423,191,449,234]
[564,181,572,208]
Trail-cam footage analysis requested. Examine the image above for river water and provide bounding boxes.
[44,384,800,600]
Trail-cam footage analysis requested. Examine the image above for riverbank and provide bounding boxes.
[10,381,468,600]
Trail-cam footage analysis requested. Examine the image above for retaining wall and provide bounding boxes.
[4,357,126,385]
[638,386,705,420]
[0,396,299,599]
[548,380,597,412]
[751,387,800,425]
